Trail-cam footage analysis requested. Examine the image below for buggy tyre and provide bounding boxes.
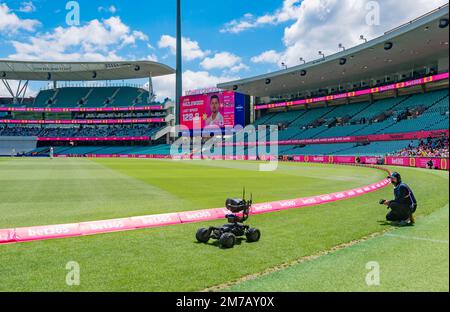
[196,228,211,243]
[219,233,236,249]
[246,228,261,243]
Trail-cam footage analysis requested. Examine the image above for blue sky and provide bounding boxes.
[0,0,448,100]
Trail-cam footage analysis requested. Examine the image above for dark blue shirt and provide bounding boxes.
[394,183,417,206]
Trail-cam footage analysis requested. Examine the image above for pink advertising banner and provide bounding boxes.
[385,157,449,170]
[290,154,448,170]
[414,157,447,169]
[0,118,164,125]
[0,105,164,113]
[384,156,411,167]
[38,136,150,142]
[358,156,380,165]
[255,72,449,110]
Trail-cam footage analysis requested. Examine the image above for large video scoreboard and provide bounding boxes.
[179,90,249,130]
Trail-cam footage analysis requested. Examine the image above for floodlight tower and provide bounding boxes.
[176,0,183,125]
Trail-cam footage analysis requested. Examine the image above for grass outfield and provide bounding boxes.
[0,158,448,291]
[228,205,449,292]
[0,158,384,228]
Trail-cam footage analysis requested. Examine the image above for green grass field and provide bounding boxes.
[0,158,448,291]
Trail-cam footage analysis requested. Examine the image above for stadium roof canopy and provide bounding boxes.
[218,5,449,98]
[0,60,175,81]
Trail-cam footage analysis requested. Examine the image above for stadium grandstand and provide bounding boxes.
[216,5,450,162]
[0,60,175,156]
[1,6,449,163]
[2,0,450,296]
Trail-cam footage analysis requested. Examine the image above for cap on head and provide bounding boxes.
[388,172,402,184]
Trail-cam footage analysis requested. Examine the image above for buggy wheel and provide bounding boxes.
[219,233,236,249]
[196,228,211,243]
[246,228,261,242]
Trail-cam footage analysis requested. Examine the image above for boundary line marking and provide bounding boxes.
[202,229,392,292]
[385,233,449,244]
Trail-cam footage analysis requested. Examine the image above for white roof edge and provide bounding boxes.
[0,60,175,81]
[218,5,449,89]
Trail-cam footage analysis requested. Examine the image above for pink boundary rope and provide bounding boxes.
[0,165,391,245]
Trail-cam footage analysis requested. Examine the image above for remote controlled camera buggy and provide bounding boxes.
[195,192,261,249]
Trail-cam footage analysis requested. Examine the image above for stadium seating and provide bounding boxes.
[33,89,56,107]
[5,87,449,159]
[0,125,163,138]
[84,88,116,107]
[254,89,448,140]
[31,144,173,156]
[112,87,149,107]
[52,88,89,107]
[11,86,160,109]
[45,140,420,157]
[341,140,420,156]
[128,145,172,155]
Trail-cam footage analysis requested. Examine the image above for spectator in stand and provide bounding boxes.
[391,137,449,158]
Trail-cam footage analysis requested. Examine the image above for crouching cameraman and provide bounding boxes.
[379,172,417,226]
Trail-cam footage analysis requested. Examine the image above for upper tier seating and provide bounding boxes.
[84,88,117,107]
[28,87,154,108]
[113,87,149,107]
[52,88,89,107]
[34,89,56,107]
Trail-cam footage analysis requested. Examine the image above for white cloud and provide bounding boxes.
[19,1,36,13]
[251,50,283,64]
[150,70,241,101]
[220,13,258,34]
[221,0,302,33]
[8,16,148,61]
[248,0,449,67]
[146,54,158,62]
[158,35,210,61]
[0,3,40,33]
[98,5,118,14]
[158,36,247,72]
[200,52,247,72]
[229,63,250,73]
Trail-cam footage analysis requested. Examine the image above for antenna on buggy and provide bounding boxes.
[243,187,246,200]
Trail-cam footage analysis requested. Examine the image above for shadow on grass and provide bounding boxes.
[377,220,415,228]
[194,237,252,249]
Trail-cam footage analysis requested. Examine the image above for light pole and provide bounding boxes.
[299,57,306,64]
[176,0,182,125]
[281,62,288,69]
[360,35,367,43]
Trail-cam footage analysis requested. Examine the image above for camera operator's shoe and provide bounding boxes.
[398,217,415,227]
[397,220,408,227]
